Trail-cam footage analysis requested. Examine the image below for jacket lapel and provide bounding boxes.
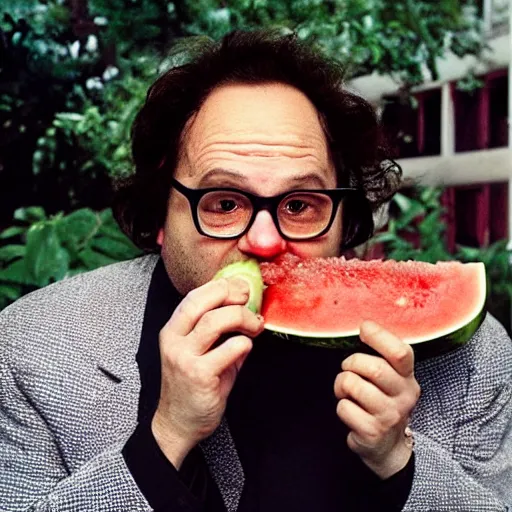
[83,256,246,509]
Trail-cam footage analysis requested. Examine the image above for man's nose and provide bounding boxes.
[238,210,287,260]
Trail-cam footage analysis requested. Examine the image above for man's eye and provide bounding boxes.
[218,199,237,212]
[202,196,241,213]
[285,199,308,214]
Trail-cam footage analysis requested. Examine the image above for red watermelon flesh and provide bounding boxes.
[259,254,486,344]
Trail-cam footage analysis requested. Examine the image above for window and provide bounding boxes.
[444,182,508,248]
[420,90,442,156]
[381,97,419,158]
[453,87,484,152]
[488,74,509,148]
[454,70,509,152]
[381,89,441,158]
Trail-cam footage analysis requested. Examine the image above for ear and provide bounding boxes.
[156,228,164,246]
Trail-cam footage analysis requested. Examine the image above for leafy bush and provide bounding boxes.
[0,206,141,310]
[35,69,152,181]
[0,0,487,224]
[372,187,453,262]
[457,240,512,334]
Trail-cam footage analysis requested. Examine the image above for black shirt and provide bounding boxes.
[123,258,414,511]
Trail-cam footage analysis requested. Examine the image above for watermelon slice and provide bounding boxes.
[259,254,487,358]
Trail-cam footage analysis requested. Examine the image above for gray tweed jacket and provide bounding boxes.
[0,255,511,512]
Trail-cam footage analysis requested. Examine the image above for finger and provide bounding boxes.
[341,353,403,396]
[164,278,250,337]
[359,321,414,377]
[191,305,264,354]
[336,398,380,447]
[202,334,253,376]
[334,371,393,417]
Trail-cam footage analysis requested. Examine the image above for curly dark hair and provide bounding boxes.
[113,30,402,252]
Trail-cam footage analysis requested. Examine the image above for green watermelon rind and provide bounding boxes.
[267,306,487,361]
[213,259,264,314]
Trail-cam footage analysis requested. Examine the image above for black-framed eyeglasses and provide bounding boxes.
[171,177,359,241]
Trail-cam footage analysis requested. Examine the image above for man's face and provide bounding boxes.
[158,82,343,295]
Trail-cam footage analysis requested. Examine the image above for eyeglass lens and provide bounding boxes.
[197,190,334,239]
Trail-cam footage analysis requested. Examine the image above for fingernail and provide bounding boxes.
[360,320,379,333]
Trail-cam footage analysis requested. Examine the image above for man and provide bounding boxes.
[1,31,511,511]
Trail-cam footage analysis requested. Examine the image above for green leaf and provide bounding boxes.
[418,211,443,236]
[419,187,443,208]
[65,267,90,278]
[0,283,22,301]
[97,224,139,247]
[55,112,84,122]
[485,240,510,263]
[456,245,482,261]
[396,204,426,229]
[0,226,27,240]
[416,244,451,263]
[0,245,26,262]
[371,232,401,244]
[14,207,47,224]
[25,223,69,286]
[387,218,398,234]
[77,249,118,270]
[390,237,414,250]
[56,208,100,250]
[96,209,136,244]
[0,259,37,286]
[99,208,116,224]
[90,236,140,260]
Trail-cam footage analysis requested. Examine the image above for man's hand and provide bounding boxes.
[151,277,264,469]
[334,321,421,479]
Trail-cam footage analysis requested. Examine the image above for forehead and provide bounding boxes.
[178,82,335,190]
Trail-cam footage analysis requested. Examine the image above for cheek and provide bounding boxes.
[159,224,203,295]
[287,210,343,259]
[160,220,242,293]
[331,211,343,250]
[288,240,340,259]
[161,194,193,244]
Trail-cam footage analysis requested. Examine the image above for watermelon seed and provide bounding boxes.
[334,300,338,305]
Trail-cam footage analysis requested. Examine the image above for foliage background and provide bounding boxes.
[1,0,486,224]
[2,0,510,332]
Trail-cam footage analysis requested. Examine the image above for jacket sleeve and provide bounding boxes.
[0,343,206,512]
[0,348,143,511]
[404,314,512,511]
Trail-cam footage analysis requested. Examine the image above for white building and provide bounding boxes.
[348,0,510,249]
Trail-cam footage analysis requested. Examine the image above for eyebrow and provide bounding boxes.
[197,168,330,190]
